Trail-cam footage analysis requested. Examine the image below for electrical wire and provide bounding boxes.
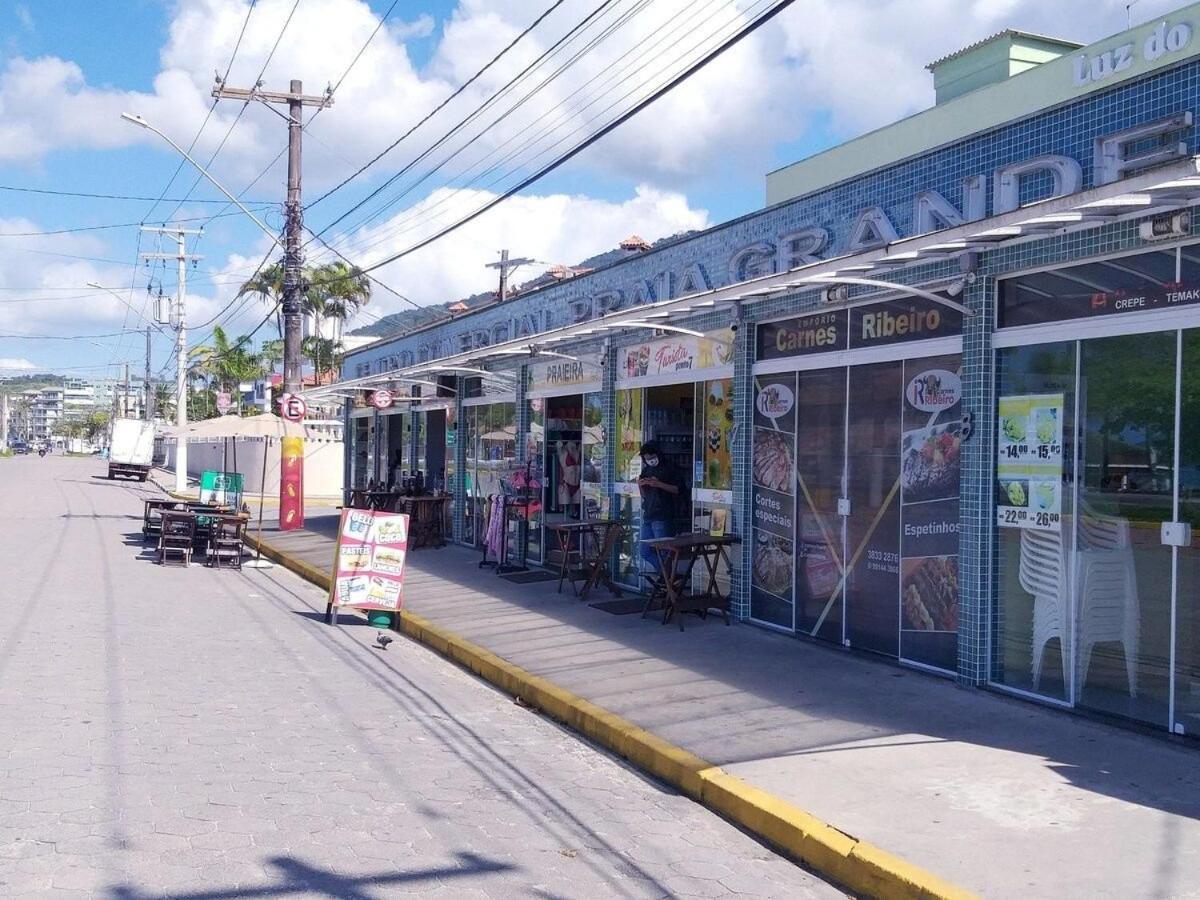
[332,0,739,259]
[0,206,276,238]
[353,0,796,277]
[305,0,574,214]
[0,184,272,204]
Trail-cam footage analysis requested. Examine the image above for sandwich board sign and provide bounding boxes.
[325,508,409,624]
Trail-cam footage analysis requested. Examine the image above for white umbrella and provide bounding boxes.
[181,414,311,569]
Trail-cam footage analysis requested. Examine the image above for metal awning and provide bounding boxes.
[309,155,1200,400]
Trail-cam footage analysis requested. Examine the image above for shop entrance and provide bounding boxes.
[994,246,1200,734]
[527,393,604,565]
[751,353,964,672]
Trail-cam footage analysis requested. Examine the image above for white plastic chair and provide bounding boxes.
[1019,527,1070,692]
[1075,509,1139,697]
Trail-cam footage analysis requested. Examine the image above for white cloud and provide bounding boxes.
[328,183,710,322]
[0,0,1184,184]
[0,357,36,371]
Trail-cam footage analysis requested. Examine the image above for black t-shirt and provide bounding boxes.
[638,461,685,522]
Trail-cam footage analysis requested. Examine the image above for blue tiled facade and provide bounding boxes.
[345,52,1200,719]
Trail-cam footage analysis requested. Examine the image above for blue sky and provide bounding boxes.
[0,0,1180,380]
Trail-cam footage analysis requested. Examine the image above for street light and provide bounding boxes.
[119,113,282,247]
[121,112,288,497]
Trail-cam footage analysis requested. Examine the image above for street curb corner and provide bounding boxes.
[248,532,977,900]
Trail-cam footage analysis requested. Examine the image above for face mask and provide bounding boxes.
[643,455,659,468]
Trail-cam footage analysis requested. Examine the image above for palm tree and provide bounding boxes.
[189,327,265,417]
[305,262,371,378]
[238,259,370,381]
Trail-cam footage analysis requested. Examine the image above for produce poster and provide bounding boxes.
[702,378,734,490]
[750,374,797,628]
[996,394,1064,532]
[615,388,644,482]
[329,508,410,611]
[898,359,963,672]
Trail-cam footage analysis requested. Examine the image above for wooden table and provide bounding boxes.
[641,533,741,631]
[395,495,449,549]
[546,519,623,600]
[349,490,396,511]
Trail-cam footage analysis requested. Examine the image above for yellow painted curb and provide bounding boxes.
[251,534,977,900]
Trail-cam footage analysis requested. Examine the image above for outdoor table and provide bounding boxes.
[395,494,448,549]
[143,498,184,540]
[545,519,623,600]
[641,533,741,631]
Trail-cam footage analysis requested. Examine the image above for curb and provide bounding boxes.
[244,532,976,900]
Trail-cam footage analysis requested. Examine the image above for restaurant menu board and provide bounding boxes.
[898,360,963,672]
[750,374,797,628]
[329,508,410,611]
[996,394,1064,532]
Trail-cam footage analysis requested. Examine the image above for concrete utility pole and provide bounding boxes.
[213,79,331,394]
[123,363,131,418]
[142,226,202,492]
[144,327,153,422]
[486,249,535,302]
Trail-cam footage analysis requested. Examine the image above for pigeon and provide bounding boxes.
[375,633,394,650]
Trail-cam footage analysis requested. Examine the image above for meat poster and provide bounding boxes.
[750,374,797,628]
[329,508,409,612]
[898,359,963,671]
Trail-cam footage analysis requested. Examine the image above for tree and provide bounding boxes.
[238,260,371,381]
[188,327,266,418]
[305,262,371,377]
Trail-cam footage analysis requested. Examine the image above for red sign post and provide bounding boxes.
[278,394,306,531]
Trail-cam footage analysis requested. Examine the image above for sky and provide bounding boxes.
[0,0,1186,380]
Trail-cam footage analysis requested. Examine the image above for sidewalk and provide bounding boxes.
[255,513,1200,899]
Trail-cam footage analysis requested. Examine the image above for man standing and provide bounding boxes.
[637,441,686,575]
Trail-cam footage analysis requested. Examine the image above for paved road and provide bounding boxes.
[0,458,839,900]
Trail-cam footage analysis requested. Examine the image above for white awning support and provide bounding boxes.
[324,155,1200,400]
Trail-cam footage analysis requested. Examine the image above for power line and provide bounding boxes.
[316,0,661,258]
[355,0,796,277]
[0,206,275,237]
[0,184,272,204]
[337,0,740,259]
[305,0,573,214]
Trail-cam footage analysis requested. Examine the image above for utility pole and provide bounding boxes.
[142,226,202,493]
[123,363,131,418]
[485,249,535,302]
[144,327,153,422]
[213,79,331,394]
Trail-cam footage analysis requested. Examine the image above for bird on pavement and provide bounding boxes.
[375,633,394,650]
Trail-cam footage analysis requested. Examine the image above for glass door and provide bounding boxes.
[1076,333,1175,726]
[1177,330,1200,735]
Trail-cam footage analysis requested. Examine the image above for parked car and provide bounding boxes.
[10,441,30,455]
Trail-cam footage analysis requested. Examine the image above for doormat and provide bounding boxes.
[500,570,558,584]
[590,598,647,615]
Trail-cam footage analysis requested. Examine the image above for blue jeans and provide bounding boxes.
[640,518,676,573]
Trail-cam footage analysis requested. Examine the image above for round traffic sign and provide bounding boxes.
[370,389,394,409]
[280,393,307,422]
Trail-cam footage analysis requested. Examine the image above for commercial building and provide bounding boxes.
[337,8,1200,739]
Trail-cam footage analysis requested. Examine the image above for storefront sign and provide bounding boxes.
[527,351,602,394]
[328,508,409,611]
[849,296,963,349]
[617,330,733,381]
[905,369,961,413]
[1001,279,1200,327]
[996,394,1064,532]
[757,297,962,362]
[756,310,846,361]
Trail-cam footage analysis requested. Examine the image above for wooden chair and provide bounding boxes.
[142,499,179,543]
[158,512,195,567]
[207,516,246,569]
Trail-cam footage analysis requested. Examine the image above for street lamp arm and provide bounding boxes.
[120,112,282,248]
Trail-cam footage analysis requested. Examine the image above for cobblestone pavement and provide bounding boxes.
[0,459,841,900]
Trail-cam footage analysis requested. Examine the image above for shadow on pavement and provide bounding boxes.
[107,851,515,899]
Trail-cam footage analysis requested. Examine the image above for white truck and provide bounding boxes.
[107,418,155,481]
